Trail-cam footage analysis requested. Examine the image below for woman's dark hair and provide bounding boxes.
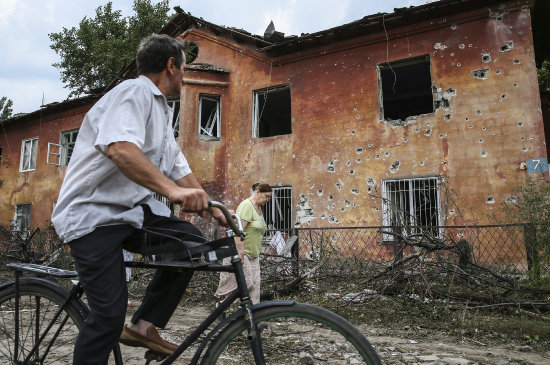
[255,183,272,193]
[136,34,189,75]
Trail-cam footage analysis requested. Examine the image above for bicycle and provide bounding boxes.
[0,201,382,364]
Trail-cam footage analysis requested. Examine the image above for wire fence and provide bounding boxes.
[2,224,548,291]
[260,224,549,283]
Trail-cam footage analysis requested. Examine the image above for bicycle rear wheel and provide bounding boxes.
[0,278,87,364]
[202,302,381,365]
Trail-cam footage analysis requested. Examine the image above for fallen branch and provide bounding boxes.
[518,308,550,322]
[463,337,486,346]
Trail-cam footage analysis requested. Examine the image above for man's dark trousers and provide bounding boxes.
[69,206,203,365]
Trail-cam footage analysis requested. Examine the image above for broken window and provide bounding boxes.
[378,55,434,121]
[262,186,292,240]
[47,129,79,166]
[199,94,221,140]
[382,177,441,240]
[167,100,181,139]
[20,138,38,172]
[185,42,199,64]
[13,204,32,238]
[253,85,291,138]
[61,129,78,165]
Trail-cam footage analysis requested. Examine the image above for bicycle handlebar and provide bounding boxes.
[208,200,246,238]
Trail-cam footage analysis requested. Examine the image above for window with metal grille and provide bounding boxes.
[261,186,292,239]
[167,100,180,139]
[382,177,441,240]
[378,55,434,121]
[253,85,291,138]
[20,138,38,172]
[199,94,221,140]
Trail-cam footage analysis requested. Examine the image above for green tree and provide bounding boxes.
[538,59,550,90]
[0,97,13,121]
[503,176,550,286]
[49,0,171,97]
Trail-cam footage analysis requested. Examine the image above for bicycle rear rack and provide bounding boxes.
[7,263,79,278]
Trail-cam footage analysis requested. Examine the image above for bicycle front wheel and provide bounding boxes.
[202,302,381,364]
[0,278,87,364]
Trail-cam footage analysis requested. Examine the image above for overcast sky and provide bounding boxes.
[0,0,427,115]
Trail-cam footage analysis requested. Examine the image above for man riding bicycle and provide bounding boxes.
[51,34,227,365]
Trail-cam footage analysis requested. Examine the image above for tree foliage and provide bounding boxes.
[0,97,13,121]
[538,59,550,90]
[49,0,171,97]
[503,176,550,286]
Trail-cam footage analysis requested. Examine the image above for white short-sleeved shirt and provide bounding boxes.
[51,76,191,242]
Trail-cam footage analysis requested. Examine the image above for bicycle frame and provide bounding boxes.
[4,201,268,364]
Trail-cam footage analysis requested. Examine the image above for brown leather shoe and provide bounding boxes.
[120,324,177,355]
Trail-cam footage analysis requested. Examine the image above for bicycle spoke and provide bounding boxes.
[0,283,85,364]
[204,304,381,364]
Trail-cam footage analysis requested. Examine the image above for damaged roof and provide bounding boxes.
[109,0,539,87]
[0,95,101,127]
[3,0,545,125]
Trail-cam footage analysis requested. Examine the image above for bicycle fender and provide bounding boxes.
[0,277,89,318]
[252,300,295,311]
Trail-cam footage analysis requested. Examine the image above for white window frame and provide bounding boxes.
[382,176,442,241]
[167,100,180,139]
[261,186,292,241]
[13,204,32,238]
[61,129,79,165]
[198,94,221,141]
[48,129,80,166]
[19,138,38,172]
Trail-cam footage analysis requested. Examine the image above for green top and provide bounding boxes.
[236,198,267,258]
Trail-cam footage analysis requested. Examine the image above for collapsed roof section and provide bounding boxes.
[108,0,537,90]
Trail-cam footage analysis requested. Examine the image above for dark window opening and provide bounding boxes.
[254,85,291,138]
[379,56,434,121]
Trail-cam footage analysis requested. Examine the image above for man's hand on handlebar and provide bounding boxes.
[167,188,230,227]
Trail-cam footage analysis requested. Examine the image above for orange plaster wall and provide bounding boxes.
[179,6,547,228]
[0,107,92,228]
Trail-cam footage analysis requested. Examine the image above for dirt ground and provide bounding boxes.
[114,304,550,365]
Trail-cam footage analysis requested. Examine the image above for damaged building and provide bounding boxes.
[0,0,548,265]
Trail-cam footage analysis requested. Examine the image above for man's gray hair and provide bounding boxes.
[136,34,190,75]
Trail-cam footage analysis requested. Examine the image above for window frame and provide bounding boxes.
[198,94,221,141]
[167,99,181,139]
[252,84,292,138]
[61,129,79,165]
[381,176,442,241]
[13,203,32,238]
[19,137,38,172]
[261,186,293,241]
